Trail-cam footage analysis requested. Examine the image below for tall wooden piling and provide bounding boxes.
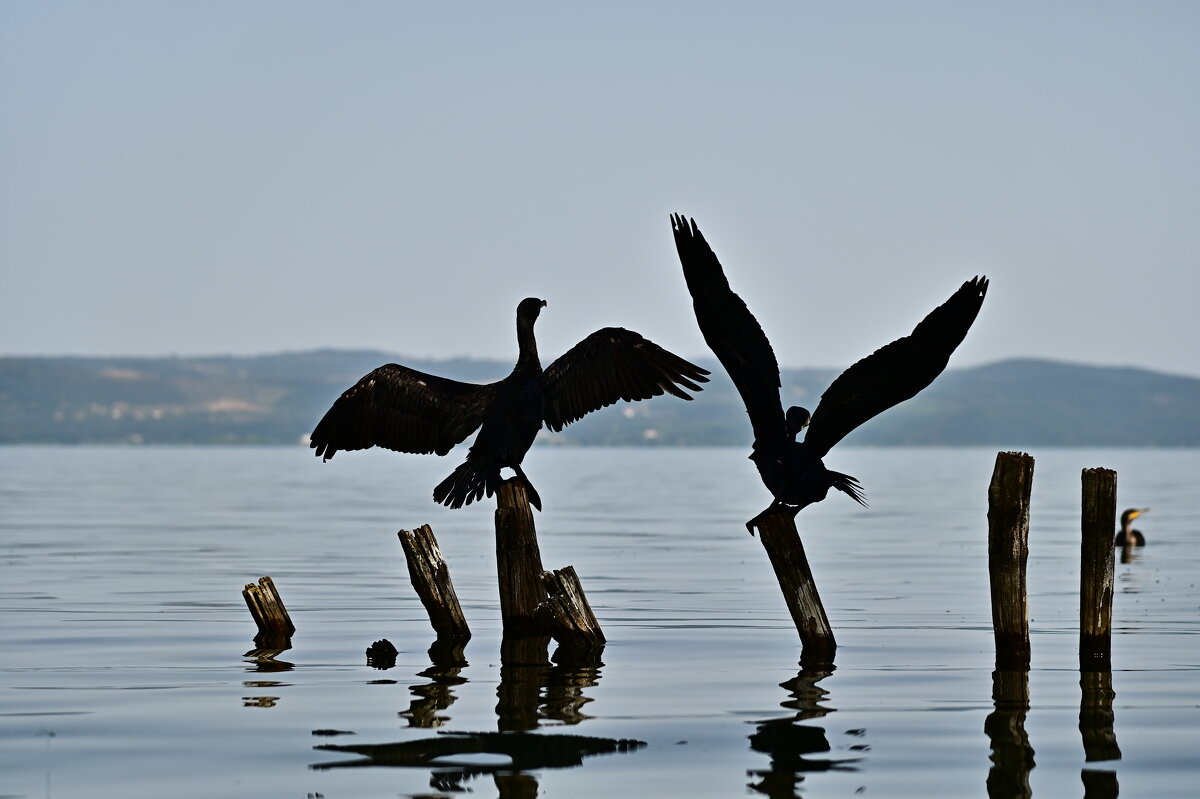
[398,524,471,640]
[987,451,1034,670]
[242,575,296,643]
[1080,468,1117,670]
[495,478,548,637]
[753,511,836,663]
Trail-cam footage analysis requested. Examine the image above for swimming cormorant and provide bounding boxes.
[310,297,709,511]
[670,214,988,533]
[1115,507,1148,546]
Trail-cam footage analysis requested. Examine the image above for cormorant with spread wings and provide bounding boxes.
[310,297,709,511]
[671,214,988,533]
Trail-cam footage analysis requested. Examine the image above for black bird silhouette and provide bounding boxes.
[671,215,988,534]
[310,297,708,511]
[1115,507,1149,547]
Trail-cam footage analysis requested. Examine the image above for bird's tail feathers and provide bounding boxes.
[433,461,498,509]
[829,470,868,508]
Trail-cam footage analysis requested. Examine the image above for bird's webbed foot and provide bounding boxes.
[745,500,800,536]
[512,466,543,512]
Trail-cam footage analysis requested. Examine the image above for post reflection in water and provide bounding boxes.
[985,669,1034,799]
[1079,669,1121,798]
[747,663,863,797]
[401,637,469,728]
[313,635,645,795]
[241,639,294,707]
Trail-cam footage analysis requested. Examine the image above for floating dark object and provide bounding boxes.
[366,638,399,670]
[671,215,987,533]
[311,297,708,510]
[1115,507,1148,547]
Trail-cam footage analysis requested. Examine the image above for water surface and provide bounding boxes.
[2,446,1198,797]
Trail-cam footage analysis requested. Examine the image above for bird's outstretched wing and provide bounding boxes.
[671,214,786,453]
[542,328,709,431]
[310,363,498,460]
[804,276,989,457]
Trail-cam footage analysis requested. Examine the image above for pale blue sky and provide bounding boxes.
[3,1,1197,376]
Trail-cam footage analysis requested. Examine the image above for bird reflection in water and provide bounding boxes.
[747,664,863,797]
[315,635,642,795]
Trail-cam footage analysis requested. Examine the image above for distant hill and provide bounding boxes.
[1,352,1197,447]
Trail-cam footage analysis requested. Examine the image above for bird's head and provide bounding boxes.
[785,406,811,440]
[1121,507,1149,525]
[517,297,547,322]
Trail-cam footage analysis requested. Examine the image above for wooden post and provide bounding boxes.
[1080,468,1117,670]
[242,575,295,643]
[753,511,836,663]
[537,566,605,653]
[495,478,548,637]
[398,524,471,640]
[987,451,1034,671]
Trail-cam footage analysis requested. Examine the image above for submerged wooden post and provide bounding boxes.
[537,566,605,652]
[242,576,295,642]
[495,478,548,637]
[398,524,471,639]
[753,511,836,662]
[1080,468,1117,670]
[987,451,1034,670]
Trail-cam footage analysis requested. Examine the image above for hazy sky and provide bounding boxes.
[3,2,1197,376]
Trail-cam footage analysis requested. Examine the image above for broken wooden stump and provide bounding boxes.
[1080,468,1118,670]
[987,451,1034,671]
[495,478,549,637]
[537,565,605,654]
[398,524,470,640]
[752,511,836,663]
[242,575,295,645]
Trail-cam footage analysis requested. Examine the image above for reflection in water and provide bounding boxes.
[244,643,294,672]
[312,729,646,779]
[748,665,861,797]
[1080,669,1121,797]
[985,669,1034,799]
[242,637,293,707]
[496,636,605,731]
[314,634,634,794]
[401,639,469,728]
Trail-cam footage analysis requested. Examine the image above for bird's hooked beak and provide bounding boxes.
[1131,508,1149,519]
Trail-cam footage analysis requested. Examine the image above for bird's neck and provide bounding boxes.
[516,318,541,370]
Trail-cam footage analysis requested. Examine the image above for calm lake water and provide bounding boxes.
[2,445,1198,798]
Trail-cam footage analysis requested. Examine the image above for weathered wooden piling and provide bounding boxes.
[987,451,1034,670]
[495,478,549,637]
[1080,468,1118,670]
[753,511,836,662]
[537,566,605,653]
[398,524,471,640]
[242,575,295,643]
